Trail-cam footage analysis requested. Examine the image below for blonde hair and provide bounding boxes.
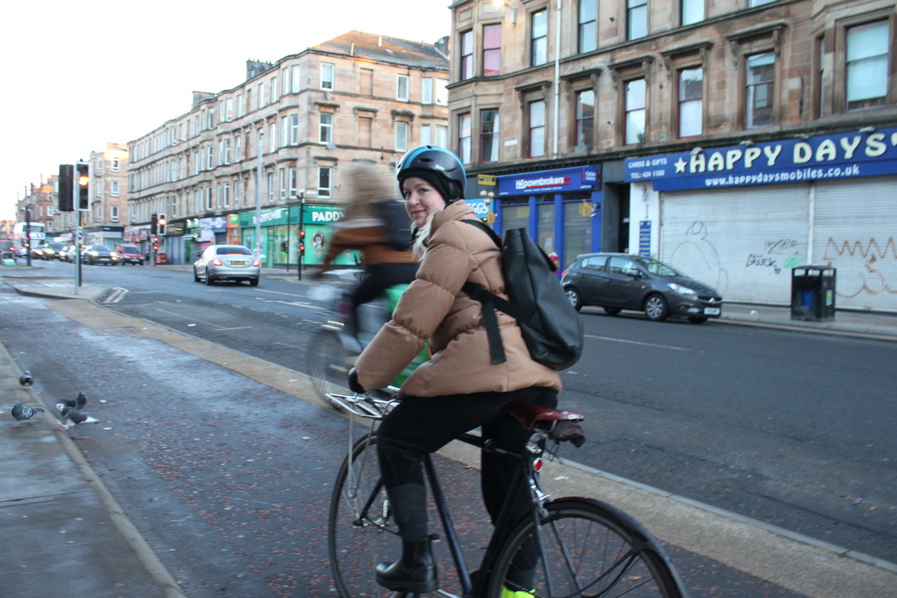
[412,205,445,258]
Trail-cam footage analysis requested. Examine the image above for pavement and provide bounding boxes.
[2,262,897,598]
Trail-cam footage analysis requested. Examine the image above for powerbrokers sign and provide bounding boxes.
[497,166,600,197]
[625,127,897,190]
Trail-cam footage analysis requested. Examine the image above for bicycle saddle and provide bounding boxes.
[505,400,585,429]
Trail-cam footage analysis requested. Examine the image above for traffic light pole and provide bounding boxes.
[297,194,305,281]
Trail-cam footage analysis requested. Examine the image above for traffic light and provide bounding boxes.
[298,230,306,255]
[152,237,159,251]
[58,164,74,211]
[157,214,167,235]
[76,162,90,211]
[151,213,158,235]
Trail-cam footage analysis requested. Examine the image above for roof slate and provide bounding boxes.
[312,30,448,70]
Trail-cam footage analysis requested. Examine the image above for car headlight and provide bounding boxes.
[668,282,697,297]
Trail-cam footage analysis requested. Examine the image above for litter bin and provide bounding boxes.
[155,253,167,265]
[791,265,836,321]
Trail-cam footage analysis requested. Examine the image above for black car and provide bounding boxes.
[40,242,65,260]
[561,253,723,323]
[83,244,115,266]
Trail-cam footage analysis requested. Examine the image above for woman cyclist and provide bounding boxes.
[348,146,562,596]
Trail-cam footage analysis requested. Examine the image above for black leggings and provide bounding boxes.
[376,386,558,528]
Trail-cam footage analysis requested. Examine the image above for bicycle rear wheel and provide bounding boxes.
[328,432,398,597]
[487,497,687,598]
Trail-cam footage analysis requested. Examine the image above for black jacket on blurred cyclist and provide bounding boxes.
[316,162,418,337]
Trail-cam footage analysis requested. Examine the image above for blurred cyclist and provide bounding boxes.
[315,161,418,337]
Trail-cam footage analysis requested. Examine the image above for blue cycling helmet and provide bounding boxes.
[396,145,467,203]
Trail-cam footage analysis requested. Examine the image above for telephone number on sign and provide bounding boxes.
[630,170,666,179]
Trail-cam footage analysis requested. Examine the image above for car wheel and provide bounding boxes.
[688,316,708,324]
[644,294,670,321]
[205,269,215,285]
[564,287,583,312]
[603,307,622,316]
[249,278,259,287]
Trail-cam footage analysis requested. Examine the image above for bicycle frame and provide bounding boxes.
[330,391,556,598]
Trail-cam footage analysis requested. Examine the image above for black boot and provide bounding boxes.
[375,536,438,593]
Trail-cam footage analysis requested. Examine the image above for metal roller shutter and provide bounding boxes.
[660,185,809,305]
[814,178,897,313]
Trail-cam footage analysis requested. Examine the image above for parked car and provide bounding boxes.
[83,244,115,266]
[561,253,723,323]
[193,245,260,286]
[40,242,65,261]
[111,244,144,266]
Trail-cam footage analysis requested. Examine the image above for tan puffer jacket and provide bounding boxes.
[354,201,562,397]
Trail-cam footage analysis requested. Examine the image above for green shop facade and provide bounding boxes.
[184,205,361,270]
[238,205,360,269]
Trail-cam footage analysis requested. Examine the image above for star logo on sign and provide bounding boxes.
[675,158,687,173]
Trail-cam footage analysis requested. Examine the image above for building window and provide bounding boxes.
[289,167,297,198]
[110,205,119,222]
[528,100,546,158]
[627,0,647,40]
[223,182,230,207]
[436,81,449,105]
[281,116,288,147]
[223,138,231,164]
[397,75,410,101]
[575,90,595,148]
[460,30,474,80]
[483,24,502,76]
[320,113,333,143]
[532,10,548,66]
[279,168,287,200]
[321,63,334,90]
[318,166,332,197]
[111,180,120,197]
[234,178,241,207]
[422,78,433,104]
[458,113,472,163]
[258,82,266,109]
[817,36,826,117]
[267,172,274,203]
[480,109,499,163]
[270,77,277,104]
[681,0,703,26]
[281,67,289,95]
[290,114,299,145]
[111,158,121,172]
[435,125,448,148]
[578,1,597,53]
[678,67,703,137]
[624,78,646,145]
[749,0,776,6]
[847,21,889,111]
[291,65,301,93]
[745,52,775,128]
[396,121,409,152]
[421,124,432,146]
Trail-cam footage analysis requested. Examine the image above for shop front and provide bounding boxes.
[625,128,897,312]
[237,205,357,270]
[491,166,602,270]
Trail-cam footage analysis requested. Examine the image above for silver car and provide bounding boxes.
[193,245,260,286]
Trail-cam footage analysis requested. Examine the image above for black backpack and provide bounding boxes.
[461,220,584,371]
[375,200,413,251]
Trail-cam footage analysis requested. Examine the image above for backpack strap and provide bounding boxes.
[460,219,516,366]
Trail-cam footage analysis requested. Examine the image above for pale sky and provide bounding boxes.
[1,0,452,220]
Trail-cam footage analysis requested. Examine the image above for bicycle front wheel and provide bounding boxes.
[487,497,687,598]
[328,432,398,598]
[308,329,351,403]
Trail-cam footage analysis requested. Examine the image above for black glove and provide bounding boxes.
[348,367,365,393]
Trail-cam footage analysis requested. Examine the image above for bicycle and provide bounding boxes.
[306,272,428,403]
[326,389,689,598]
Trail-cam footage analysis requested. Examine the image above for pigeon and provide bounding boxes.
[56,403,100,429]
[11,402,44,426]
[19,371,33,386]
[59,392,88,411]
